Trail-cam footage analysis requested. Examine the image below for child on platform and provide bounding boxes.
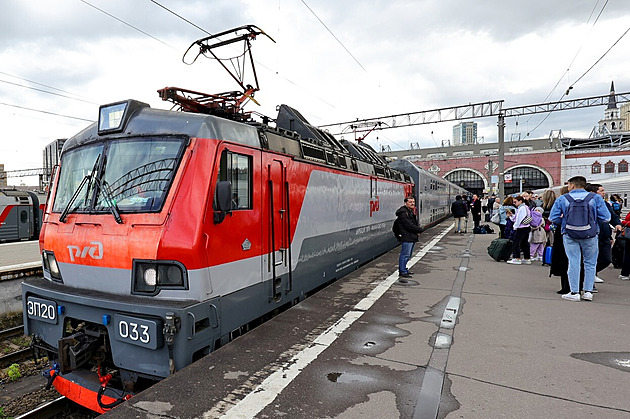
[529,207,546,261]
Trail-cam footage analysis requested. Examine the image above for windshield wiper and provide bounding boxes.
[93,176,123,224]
[59,154,100,223]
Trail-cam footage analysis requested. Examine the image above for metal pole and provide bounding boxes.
[497,114,505,199]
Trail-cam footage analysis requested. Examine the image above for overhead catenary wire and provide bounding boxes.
[299,0,367,73]
[0,102,95,123]
[0,79,99,105]
[79,0,175,49]
[526,0,609,136]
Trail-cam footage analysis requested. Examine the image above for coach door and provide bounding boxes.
[266,159,291,302]
[17,206,31,239]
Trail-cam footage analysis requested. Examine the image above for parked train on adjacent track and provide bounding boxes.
[22,99,465,412]
[0,189,46,242]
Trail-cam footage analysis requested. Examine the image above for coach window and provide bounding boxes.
[217,150,252,210]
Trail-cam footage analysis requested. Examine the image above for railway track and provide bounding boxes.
[0,324,31,368]
[14,396,70,419]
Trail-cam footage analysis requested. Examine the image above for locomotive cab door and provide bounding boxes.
[266,159,291,302]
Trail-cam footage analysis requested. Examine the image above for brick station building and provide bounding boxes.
[381,82,630,197]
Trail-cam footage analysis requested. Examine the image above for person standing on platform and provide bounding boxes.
[498,196,515,239]
[471,194,482,230]
[619,210,630,281]
[550,186,570,294]
[507,195,532,265]
[450,195,468,234]
[586,183,622,285]
[549,176,610,302]
[396,196,423,282]
[541,189,557,246]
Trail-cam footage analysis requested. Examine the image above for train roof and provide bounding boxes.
[62,100,411,183]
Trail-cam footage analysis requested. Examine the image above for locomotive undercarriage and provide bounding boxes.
[30,316,164,394]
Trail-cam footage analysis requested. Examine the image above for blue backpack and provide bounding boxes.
[612,201,621,212]
[564,193,598,239]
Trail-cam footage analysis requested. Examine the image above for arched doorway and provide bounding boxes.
[505,166,550,195]
[445,170,485,196]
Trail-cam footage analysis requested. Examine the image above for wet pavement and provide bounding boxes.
[100,224,630,418]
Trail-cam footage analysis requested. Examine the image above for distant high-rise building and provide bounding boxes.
[453,122,477,145]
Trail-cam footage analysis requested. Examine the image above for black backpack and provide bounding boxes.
[392,218,402,241]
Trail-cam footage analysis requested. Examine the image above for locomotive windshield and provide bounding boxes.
[52,137,186,215]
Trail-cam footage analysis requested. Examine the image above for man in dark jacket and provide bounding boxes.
[396,196,423,282]
[586,183,622,285]
[450,195,468,234]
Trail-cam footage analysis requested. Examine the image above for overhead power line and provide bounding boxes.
[0,102,94,122]
[300,0,367,73]
[79,0,174,49]
[0,79,99,105]
[148,0,210,36]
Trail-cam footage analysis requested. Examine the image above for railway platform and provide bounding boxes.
[102,223,630,418]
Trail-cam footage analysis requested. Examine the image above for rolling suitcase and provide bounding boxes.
[487,238,513,262]
[542,246,553,266]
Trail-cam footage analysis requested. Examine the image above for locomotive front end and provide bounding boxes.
[22,100,219,412]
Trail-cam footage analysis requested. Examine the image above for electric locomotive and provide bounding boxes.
[22,25,465,412]
[21,98,427,411]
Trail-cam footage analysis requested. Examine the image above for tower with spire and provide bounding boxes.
[596,81,625,136]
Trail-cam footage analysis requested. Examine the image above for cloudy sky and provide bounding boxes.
[1,0,629,184]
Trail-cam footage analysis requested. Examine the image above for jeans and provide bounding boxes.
[399,241,415,274]
[563,235,599,293]
[453,217,465,232]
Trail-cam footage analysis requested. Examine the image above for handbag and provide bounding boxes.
[490,212,500,225]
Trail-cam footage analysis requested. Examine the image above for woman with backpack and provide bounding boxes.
[507,195,532,265]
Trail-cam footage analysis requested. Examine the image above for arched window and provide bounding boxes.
[619,160,628,173]
[444,170,484,196]
[591,161,601,174]
[504,166,549,196]
[604,161,615,173]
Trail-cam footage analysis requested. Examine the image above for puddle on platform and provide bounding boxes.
[571,352,630,373]
[326,371,376,384]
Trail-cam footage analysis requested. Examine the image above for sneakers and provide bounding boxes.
[581,292,593,301]
[507,259,522,265]
[619,274,630,281]
[531,256,542,262]
[521,259,532,265]
[591,285,598,293]
[399,273,412,278]
[562,292,581,302]
[594,276,604,283]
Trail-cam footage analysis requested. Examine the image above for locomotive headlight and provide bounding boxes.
[132,260,187,295]
[42,251,63,283]
[144,268,158,287]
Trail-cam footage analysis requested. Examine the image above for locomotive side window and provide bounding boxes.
[216,150,252,210]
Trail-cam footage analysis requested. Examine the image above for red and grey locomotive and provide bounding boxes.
[22,26,464,413]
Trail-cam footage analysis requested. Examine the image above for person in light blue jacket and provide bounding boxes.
[549,176,610,302]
